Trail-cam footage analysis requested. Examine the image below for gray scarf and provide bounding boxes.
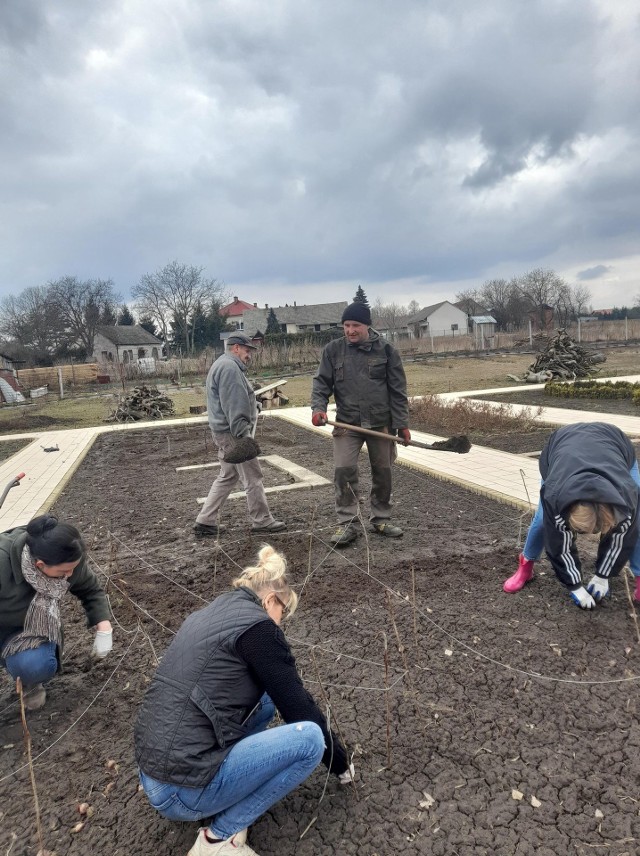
[1,546,69,658]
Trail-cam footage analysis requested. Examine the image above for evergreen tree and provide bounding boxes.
[139,315,159,337]
[266,308,281,334]
[353,285,370,307]
[117,303,136,325]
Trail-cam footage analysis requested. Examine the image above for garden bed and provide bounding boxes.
[2,421,640,855]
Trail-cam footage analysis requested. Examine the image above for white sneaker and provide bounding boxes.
[187,828,257,856]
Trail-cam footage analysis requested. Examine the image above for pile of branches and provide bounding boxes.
[509,329,606,383]
[106,385,175,422]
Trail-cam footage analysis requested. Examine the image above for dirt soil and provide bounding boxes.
[2,420,640,856]
[478,390,640,419]
[0,438,32,463]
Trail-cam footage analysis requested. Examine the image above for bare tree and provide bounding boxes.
[454,288,483,316]
[371,298,408,339]
[133,261,228,354]
[516,268,566,329]
[407,299,420,316]
[0,286,65,362]
[48,276,120,356]
[478,279,517,330]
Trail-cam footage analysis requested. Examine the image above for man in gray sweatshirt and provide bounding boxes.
[194,333,286,537]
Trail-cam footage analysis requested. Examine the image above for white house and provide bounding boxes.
[406,301,470,338]
[93,325,164,364]
[242,302,348,337]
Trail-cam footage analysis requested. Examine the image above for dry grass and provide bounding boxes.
[409,395,544,436]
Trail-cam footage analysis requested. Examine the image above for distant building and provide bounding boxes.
[406,301,469,338]
[528,304,554,332]
[242,302,348,337]
[219,297,257,331]
[371,314,413,341]
[93,325,164,364]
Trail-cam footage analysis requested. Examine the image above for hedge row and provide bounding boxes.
[544,380,640,405]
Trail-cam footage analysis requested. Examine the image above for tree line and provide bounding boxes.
[0,261,230,365]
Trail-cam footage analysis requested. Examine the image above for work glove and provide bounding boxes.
[338,762,356,785]
[312,411,328,427]
[586,574,609,602]
[92,629,113,659]
[570,586,596,610]
[398,428,411,446]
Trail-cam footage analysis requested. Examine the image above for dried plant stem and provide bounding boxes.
[16,678,44,854]
[310,648,358,800]
[386,591,413,692]
[623,569,640,644]
[411,564,418,651]
[382,631,392,768]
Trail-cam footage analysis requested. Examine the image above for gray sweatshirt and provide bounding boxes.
[206,352,257,438]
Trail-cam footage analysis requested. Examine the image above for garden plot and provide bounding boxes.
[1,421,640,856]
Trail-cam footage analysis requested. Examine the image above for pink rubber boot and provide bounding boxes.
[634,576,640,604]
[503,554,535,593]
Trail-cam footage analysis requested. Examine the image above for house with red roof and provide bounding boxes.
[219,296,257,331]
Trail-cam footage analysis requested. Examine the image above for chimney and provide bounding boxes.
[253,302,257,307]
[233,296,239,303]
[265,304,269,309]
[294,301,296,307]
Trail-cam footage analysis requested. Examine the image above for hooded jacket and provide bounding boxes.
[311,331,409,430]
[538,423,639,586]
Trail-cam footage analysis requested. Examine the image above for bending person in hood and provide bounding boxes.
[504,422,640,609]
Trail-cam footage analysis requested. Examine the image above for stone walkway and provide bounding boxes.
[1,374,639,528]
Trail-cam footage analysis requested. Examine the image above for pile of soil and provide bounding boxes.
[2,421,640,855]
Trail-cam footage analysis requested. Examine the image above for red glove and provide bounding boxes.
[398,428,411,446]
[312,412,328,427]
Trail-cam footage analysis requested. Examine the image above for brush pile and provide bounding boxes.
[509,329,605,382]
[106,386,176,422]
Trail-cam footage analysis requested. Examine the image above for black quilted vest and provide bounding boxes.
[134,586,268,787]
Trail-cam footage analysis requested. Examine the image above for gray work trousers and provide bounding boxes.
[332,427,396,525]
[196,432,274,528]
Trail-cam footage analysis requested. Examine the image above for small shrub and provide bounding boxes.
[409,395,543,435]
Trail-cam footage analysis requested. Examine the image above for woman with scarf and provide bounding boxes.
[135,543,354,856]
[0,514,112,710]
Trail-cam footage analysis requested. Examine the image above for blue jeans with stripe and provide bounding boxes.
[523,462,640,576]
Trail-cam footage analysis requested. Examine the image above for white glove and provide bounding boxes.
[338,762,355,785]
[586,575,609,602]
[92,629,113,659]
[570,586,596,610]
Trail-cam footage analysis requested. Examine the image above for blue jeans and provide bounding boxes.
[2,640,58,686]
[139,694,325,840]
[523,462,640,576]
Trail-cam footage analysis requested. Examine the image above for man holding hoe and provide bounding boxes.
[311,301,411,546]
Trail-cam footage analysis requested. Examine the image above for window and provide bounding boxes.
[314,324,321,331]
[451,324,458,331]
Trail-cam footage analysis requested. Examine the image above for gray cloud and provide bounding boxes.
[577,264,613,280]
[0,0,638,307]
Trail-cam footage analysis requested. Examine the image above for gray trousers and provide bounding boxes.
[196,432,274,528]
[332,427,396,525]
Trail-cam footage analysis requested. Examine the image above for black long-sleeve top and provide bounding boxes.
[236,620,348,775]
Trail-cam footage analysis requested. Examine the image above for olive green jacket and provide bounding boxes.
[0,526,111,652]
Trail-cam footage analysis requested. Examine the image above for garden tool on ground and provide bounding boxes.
[325,420,471,454]
[0,472,25,510]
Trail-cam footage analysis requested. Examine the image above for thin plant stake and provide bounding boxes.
[16,678,45,854]
[382,631,392,768]
[623,568,640,645]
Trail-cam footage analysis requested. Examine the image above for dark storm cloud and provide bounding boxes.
[0,0,638,304]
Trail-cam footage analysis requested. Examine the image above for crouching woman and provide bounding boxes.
[134,545,354,856]
[0,514,113,710]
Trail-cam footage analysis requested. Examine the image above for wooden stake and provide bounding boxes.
[382,631,392,768]
[16,678,44,854]
[623,569,640,645]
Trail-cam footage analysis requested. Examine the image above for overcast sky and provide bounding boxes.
[1,0,638,311]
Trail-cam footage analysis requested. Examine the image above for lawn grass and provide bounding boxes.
[0,345,637,435]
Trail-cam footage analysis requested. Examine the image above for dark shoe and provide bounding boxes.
[251,520,286,533]
[23,683,47,711]
[194,523,226,538]
[372,522,403,538]
[330,524,358,547]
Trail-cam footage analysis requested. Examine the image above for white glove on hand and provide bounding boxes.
[338,762,355,785]
[586,575,609,602]
[92,629,113,659]
[570,586,596,610]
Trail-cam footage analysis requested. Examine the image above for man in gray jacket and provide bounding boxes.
[311,302,411,546]
[194,333,285,537]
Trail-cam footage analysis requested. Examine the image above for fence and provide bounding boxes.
[16,363,98,391]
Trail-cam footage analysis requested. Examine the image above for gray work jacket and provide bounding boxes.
[205,352,257,438]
